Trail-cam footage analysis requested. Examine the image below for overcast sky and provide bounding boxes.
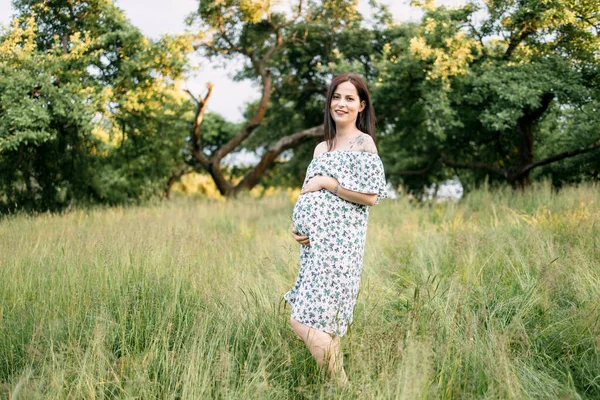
[0,0,464,121]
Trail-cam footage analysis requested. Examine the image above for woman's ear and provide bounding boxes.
[359,101,366,112]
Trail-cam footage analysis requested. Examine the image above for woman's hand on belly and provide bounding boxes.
[300,175,336,195]
[291,227,310,247]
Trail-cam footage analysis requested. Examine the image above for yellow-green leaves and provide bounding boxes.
[0,16,38,61]
[1,1,195,211]
[239,0,269,23]
[409,17,480,85]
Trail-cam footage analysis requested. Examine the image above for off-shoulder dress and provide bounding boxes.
[284,150,387,337]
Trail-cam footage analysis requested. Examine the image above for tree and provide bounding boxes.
[0,0,194,212]
[377,0,600,193]
[0,16,102,212]
[171,0,381,197]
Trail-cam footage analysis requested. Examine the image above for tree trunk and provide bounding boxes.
[164,166,191,199]
[511,92,554,188]
[231,125,324,195]
[513,118,534,188]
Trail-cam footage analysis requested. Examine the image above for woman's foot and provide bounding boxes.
[330,366,348,386]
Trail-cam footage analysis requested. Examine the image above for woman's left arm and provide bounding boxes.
[301,176,377,206]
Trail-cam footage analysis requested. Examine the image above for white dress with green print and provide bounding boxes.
[284,150,387,337]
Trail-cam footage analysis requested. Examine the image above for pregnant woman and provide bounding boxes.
[284,73,387,384]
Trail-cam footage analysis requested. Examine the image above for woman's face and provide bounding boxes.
[330,81,366,127]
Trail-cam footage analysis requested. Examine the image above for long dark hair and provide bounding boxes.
[323,73,376,151]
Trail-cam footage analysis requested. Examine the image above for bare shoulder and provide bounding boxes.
[359,134,378,155]
[313,141,328,158]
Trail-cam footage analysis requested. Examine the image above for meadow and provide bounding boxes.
[1,181,599,399]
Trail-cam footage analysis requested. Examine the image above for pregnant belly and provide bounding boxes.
[292,190,328,237]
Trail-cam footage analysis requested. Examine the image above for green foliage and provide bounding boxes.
[534,103,600,185]
[0,1,195,213]
[0,17,103,211]
[197,0,387,186]
[374,0,600,194]
[2,0,599,210]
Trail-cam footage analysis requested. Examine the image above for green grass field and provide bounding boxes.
[1,181,599,399]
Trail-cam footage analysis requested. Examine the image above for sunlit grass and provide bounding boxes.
[1,180,599,398]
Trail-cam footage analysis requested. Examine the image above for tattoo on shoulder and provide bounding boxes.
[347,135,366,151]
[348,134,377,154]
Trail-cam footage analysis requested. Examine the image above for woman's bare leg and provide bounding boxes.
[325,334,348,384]
[290,317,348,384]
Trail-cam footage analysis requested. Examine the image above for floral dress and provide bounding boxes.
[284,150,387,337]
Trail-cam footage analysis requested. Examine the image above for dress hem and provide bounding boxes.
[284,295,348,337]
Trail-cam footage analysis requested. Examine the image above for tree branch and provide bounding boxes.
[234,124,324,192]
[440,151,508,177]
[184,89,199,106]
[208,18,287,180]
[466,20,487,57]
[388,157,441,176]
[210,70,272,169]
[524,92,554,123]
[187,2,306,196]
[218,22,254,61]
[517,138,600,176]
[387,135,600,185]
[189,83,214,169]
[165,165,193,199]
[261,23,283,66]
[504,24,536,59]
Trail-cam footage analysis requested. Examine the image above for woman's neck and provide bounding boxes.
[335,123,360,139]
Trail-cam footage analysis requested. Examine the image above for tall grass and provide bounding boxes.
[1,181,599,398]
